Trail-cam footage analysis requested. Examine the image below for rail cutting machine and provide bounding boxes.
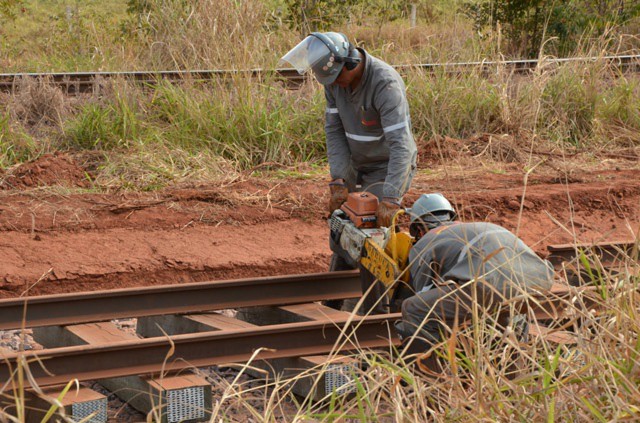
[329,192,413,308]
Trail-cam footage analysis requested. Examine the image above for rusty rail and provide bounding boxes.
[2,54,638,94]
[547,240,638,268]
[0,271,360,330]
[0,239,635,388]
[0,68,304,94]
[0,314,400,387]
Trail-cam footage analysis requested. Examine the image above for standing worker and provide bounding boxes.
[397,193,555,371]
[279,31,418,271]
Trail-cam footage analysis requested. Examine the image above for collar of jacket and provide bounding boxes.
[428,221,461,237]
[348,48,371,99]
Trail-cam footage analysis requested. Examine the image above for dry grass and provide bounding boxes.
[0,2,638,190]
[127,0,284,70]
[0,47,637,191]
[222,243,639,422]
[0,238,637,422]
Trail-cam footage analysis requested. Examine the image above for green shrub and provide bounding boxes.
[65,92,141,150]
[0,113,38,168]
[149,79,325,168]
[539,68,598,146]
[597,79,640,128]
[462,0,640,57]
[594,78,640,144]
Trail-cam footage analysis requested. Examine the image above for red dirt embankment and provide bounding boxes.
[0,152,90,190]
[0,152,638,298]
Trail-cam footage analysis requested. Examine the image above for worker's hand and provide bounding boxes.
[376,198,401,228]
[328,179,349,215]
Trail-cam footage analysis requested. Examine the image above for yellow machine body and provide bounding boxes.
[360,210,413,299]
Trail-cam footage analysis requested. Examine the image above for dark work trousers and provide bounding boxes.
[396,281,513,372]
[344,166,387,200]
[344,163,416,202]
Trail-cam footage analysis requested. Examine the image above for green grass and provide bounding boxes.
[0,112,38,168]
[0,0,129,72]
[146,80,326,168]
[0,1,638,190]
[1,55,638,190]
[407,68,504,138]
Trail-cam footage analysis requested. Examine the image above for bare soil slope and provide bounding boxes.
[0,150,638,298]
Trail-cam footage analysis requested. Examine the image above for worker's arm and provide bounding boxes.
[408,241,437,294]
[373,79,417,200]
[324,88,351,181]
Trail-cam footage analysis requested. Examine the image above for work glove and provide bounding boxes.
[376,198,401,228]
[328,179,349,215]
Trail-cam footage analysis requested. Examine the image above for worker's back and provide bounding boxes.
[409,222,554,296]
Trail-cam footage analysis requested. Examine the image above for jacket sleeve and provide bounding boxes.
[373,79,417,199]
[409,241,437,293]
[324,88,351,181]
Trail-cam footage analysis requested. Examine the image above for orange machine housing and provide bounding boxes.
[340,192,378,228]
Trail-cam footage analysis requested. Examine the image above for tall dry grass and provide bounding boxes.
[194,243,640,422]
[126,0,284,70]
[0,235,637,421]
[0,2,638,188]
[1,51,638,189]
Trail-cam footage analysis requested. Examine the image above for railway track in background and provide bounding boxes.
[1,54,638,94]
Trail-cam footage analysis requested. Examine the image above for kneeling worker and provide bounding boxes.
[396,193,555,370]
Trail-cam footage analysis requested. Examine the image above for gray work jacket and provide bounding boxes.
[409,222,554,296]
[324,49,417,200]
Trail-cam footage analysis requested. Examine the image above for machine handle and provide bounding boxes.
[389,209,405,262]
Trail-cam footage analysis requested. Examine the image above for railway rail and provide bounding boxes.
[0,270,391,387]
[546,240,638,268]
[0,239,634,399]
[0,314,398,387]
[0,271,361,330]
[1,54,638,94]
[0,240,633,331]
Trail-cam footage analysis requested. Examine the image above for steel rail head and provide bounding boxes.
[0,271,361,330]
[547,240,638,268]
[1,54,638,94]
[0,313,402,387]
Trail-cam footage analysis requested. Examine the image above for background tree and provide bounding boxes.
[462,0,640,57]
[279,0,411,35]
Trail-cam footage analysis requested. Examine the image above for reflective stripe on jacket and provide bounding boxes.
[324,49,417,199]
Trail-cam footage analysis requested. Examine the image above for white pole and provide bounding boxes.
[410,4,417,28]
